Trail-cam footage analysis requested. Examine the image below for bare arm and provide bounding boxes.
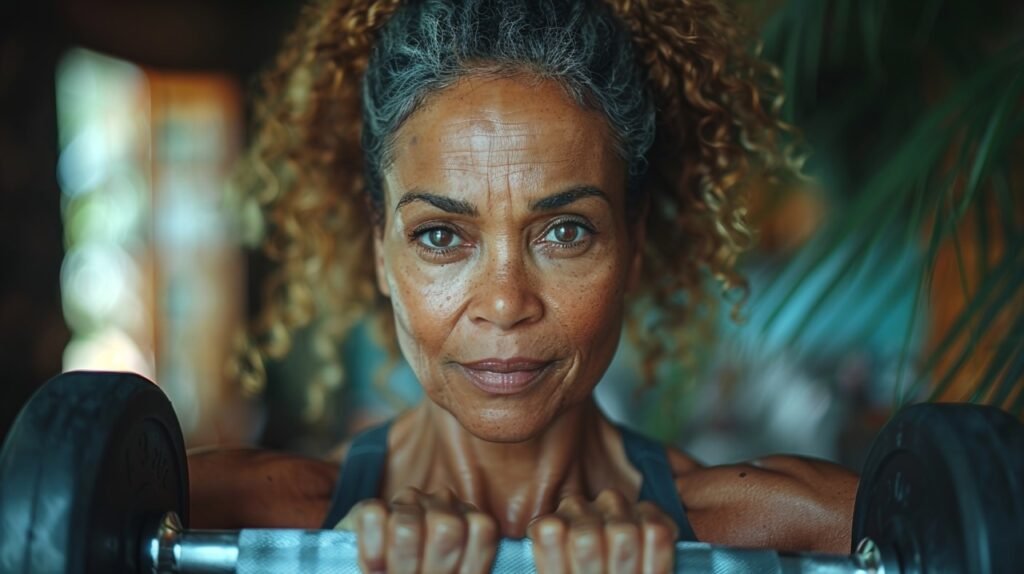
[186,448,339,529]
[673,452,858,554]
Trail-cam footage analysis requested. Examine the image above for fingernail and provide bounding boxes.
[539,522,562,546]
[574,532,597,549]
[360,512,382,557]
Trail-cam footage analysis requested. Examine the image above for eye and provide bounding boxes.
[543,221,591,245]
[415,226,464,250]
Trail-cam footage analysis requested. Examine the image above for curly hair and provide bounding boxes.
[230,0,796,421]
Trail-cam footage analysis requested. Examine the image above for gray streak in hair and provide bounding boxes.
[361,0,656,219]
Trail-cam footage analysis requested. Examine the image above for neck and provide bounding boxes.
[385,396,639,537]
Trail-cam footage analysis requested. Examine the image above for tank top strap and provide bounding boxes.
[617,424,699,542]
[321,420,393,529]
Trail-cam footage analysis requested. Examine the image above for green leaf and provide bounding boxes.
[750,0,1024,414]
[978,317,1024,407]
[973,179,992,281]
[955,70,1024,220]
[896,195,950,405]
[969,313,1024,404]
[783,212,901,350]
[927,247,1024,401]
[1006,351,1024,413]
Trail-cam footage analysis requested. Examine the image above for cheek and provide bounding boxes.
[385,252,468,352]
[545,254,629,354]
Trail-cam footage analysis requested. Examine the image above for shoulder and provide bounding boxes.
[668,447,858,554]
[188,447,340,529]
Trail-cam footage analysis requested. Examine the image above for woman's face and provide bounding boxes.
[375,75,643,442]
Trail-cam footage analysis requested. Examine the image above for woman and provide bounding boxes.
[189,0,859,572]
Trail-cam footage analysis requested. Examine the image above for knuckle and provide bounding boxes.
[607,523,640,568]
[391,486,423,504]
[568,526,603,563]
[387,513,423,566]
[389,507,422,536]
[597,488,629,514]
[558,494,588,513]
[641,519,672,545]
[571,513,604,532]
[391,527,422,556]
[598,487,630,505]
[467,511,499,542]
[569,523,602,549]
[528,515,566,542]
[427,511,467,549]
[355,498,388,516]
[634,501,660,515]
[346,499,388,531]
[605,519,641,545]
[596,488,626,504]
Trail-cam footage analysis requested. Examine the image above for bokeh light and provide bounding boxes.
[56,48,153,378]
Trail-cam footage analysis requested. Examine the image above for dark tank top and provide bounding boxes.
[320,421,698,541]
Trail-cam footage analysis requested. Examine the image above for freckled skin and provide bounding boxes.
[187,75,858,556]
[368,75,646,537]
[376,74,634,444]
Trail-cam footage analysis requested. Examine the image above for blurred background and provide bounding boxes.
[1,0,1021,471]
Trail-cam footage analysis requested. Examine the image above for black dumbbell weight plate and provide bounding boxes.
[852,402,1024,574]
[0,371,189,574]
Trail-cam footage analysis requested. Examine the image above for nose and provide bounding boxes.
[467,250,544,330]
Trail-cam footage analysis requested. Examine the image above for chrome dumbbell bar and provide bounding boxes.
[144,512,888,574]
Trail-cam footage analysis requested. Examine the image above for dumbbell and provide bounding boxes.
[1,372,1022,573]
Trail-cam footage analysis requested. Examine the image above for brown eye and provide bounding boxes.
[543,221,590,245]
[416,227,463,250]
[554,224,578,242]
[430,228,453,247]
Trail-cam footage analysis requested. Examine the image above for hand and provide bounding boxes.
[335,487,499,574]
[527,490,678,574]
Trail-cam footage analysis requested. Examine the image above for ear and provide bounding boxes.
[373,226,391,298]
[626,197,649,295]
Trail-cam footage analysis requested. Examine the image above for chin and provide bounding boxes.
[451,402,555,443]
[425,364,597,442]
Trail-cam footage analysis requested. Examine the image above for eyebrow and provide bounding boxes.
[395,185,609,216]
[529,185,609,211]
[395,190,478,216]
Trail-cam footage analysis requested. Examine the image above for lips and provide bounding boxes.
[456,357,553,395]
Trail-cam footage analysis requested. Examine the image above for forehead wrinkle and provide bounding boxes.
[437,161,575,187]
[388,77,626,217]
[438,150,576,174]
[444,117,540,135]
[391,136,582,193]
[435,132,584,178]
[438,114,589,148]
